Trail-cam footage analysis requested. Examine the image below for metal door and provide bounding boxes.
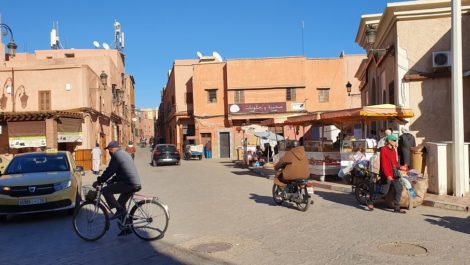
[219,132,230,158]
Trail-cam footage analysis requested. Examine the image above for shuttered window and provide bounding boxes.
[318,88,330,103]
[286,88,296,101]
[234,90,244,103]
[39,91,51,111]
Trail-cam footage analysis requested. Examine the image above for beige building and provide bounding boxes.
[157,55,364,158]
[355,0,470,143]
[355,0,470,195]
[0,45,135,168]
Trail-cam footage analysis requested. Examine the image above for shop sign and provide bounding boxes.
[9,136,46,148]
[58,132,83,143]
[229,102,286,114]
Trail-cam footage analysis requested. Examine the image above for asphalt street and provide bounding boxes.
[1,147,469,265]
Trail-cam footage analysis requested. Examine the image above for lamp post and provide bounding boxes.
[1,23,17,58]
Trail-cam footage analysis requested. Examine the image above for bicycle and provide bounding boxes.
[72,184,170,241]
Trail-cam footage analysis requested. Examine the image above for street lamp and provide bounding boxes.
[346,81,360,97]
[1,23,17,58]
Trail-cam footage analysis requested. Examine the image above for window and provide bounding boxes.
[317,88,329,103]
[286,88,296,101]
[234,90,244,103]
[39,91,51,111]
[388,81,395,104]
[207,89,217,103]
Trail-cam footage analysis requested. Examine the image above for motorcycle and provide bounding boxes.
[272,170,314,211]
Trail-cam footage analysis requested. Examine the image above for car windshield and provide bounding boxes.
[157,145,177,152]
[4,153,70,175]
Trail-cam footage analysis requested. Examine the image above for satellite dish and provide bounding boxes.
[102,42,110,50]
[93,41,100,48]
[213,51,223,62]
[196,51,203,59]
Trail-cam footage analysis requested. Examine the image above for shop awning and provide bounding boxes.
[320,104,414,124]
[285,104,413,127]
[8,121,47,148]
[57,117,83,143]
[260,113,308,126]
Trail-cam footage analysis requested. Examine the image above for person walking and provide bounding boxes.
[367,134,406,214]
[376,128,392,150]
[205,140,212,159]
[125,141,136,160]
[91,143,102,175]
[398,127,416,168]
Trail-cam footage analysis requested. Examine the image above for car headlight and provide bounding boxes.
[54,180,72,191]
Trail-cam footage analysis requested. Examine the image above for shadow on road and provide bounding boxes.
[314,190,367,211]
[230,170,266,178]
[422,214,470,234]
[248,193,299,210]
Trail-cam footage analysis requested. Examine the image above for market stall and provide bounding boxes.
[281,104,414,179]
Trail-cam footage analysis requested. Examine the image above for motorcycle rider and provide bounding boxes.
[274,140,310,183]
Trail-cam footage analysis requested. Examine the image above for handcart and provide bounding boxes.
[184,144,203,160]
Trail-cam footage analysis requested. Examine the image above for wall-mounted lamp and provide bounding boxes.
[6,85,12,94]
[365,24,394,58]
[346,81,360,97]
[100,71,108,89]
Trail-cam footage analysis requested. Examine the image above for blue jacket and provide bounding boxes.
[98,148,141,186]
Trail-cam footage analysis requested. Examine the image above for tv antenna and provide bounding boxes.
[102,42,110,50]
[93,40,100,48]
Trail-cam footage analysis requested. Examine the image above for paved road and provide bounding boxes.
[1,147,469,265]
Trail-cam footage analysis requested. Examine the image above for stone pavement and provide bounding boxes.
[239,161,470,212]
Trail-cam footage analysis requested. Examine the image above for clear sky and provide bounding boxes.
[1,0,410,109]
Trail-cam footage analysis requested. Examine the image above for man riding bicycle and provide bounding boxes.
[93,141,142,236]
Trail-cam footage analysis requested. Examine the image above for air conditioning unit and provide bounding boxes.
[432,51,451,68]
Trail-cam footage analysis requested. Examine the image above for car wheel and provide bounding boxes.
[68,190,81,215]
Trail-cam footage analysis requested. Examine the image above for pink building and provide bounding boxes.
[157,54,364,158]
[0,44,135,168]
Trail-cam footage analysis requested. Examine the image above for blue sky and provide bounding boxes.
[1,0,410,108]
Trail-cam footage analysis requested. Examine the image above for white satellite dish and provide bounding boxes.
[196,51,203,59]
[93,41,100,48]
[102,42,111,50]
[213,51,223,62]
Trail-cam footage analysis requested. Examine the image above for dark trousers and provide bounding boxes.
[102,182,135,210]
[370,177,403,209]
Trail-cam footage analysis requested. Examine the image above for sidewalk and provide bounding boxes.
[240,161,470,212]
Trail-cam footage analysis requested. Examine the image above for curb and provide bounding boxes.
[247,167,469,212]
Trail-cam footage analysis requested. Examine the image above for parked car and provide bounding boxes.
[151,144,181,166]
[0,150,84,220]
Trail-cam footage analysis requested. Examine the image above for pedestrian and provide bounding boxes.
[91,143,102,175]
[376,128,392,150]
[205,140,212,159]
[125,141,136,160]
[367,134,406,214]
[398,127,416,168]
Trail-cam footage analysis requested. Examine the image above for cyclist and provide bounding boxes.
[93,140,142,236]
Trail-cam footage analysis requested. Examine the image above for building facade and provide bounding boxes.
[355,0,470,144]
[0,47,135,167]
[157,55,364,158]
[134,108,157,144]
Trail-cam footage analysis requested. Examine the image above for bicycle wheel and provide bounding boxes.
[130,199,169,241]
[72,201,109,241]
